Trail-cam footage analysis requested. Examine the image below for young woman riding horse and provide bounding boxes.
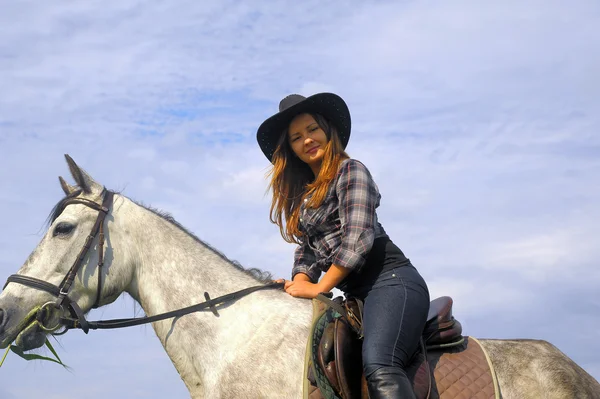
[257,92,431,398]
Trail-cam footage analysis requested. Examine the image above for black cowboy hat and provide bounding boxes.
[256,92,351,162]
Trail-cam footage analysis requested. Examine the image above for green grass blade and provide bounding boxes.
[9,345,68,368]
[44,339,65,366]
[0,346,10,367]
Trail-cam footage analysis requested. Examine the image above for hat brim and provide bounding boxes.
[256,93,351,162]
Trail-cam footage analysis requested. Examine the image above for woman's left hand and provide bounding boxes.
[284,280,323,299]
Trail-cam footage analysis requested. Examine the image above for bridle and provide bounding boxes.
[3,190,282,335]
[4,190,114,333]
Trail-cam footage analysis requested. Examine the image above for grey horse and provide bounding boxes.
[0,156,598,398]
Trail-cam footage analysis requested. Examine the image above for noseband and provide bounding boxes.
[3,190,114,333]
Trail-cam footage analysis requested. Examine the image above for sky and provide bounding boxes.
[0,0,599,397]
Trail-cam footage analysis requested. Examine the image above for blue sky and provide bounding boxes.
[1,0,599,397]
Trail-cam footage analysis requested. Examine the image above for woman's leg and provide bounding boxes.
[361,266,430,398]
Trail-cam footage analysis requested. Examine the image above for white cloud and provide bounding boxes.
[426,277,538,317]
[159,159,190,175]
[482,228,600,280]
[127,148,157,162]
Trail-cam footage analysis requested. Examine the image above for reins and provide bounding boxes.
[60,282,284,331]
[3,189,285,334]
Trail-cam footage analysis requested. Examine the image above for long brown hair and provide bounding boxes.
[267,113,349,244]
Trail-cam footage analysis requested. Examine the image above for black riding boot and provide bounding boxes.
[366,367,416,399]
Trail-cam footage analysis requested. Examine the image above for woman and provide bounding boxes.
[256,93,430,398]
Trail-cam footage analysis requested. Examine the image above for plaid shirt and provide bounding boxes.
[292,159,387,283]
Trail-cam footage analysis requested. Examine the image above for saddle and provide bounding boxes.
[306,296,499,399]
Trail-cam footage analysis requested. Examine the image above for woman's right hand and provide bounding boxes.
[273,278,295,291]
[274,272,312,291]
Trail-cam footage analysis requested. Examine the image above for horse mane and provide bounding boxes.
[136,200,274,283]
[46,189,273,284]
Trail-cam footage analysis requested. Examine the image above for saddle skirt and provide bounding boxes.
[303,296,500,399]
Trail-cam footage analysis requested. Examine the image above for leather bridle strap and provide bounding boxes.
[4,275,61,297]
[56,192,113,309]
[3,275,91,333]
[60,282,285,331]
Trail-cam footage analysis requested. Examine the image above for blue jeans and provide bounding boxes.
[348,265,430,381]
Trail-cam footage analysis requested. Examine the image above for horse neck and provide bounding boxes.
[112,196,312,395]
[115,196,262,315]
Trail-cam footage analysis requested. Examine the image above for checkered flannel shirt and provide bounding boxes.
[292,159,387,282]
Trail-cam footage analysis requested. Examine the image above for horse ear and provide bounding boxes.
[58,176,76,196]
[64,154,103,195]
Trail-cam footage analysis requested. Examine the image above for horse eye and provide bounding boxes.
[53,222,75,237]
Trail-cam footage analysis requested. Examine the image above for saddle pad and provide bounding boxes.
[304,299,334,399]
[428,336,500,399]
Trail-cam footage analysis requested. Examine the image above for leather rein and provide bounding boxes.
[3,190,283,334]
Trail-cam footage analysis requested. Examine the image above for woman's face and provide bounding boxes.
[288,113,329,171]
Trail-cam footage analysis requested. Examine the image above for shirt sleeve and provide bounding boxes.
[292,241,321,283]
[333,159,379,272]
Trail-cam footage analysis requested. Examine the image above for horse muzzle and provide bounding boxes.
[0,298,63,350]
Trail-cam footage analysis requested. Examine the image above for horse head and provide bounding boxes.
[0,155,134,351]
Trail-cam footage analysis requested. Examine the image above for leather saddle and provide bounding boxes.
[313,295,463,399]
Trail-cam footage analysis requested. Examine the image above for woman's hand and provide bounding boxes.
[274,265,350,299]
[272,277,322,298]
[283,280,323,299]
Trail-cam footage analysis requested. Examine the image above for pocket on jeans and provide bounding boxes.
[372,269,404,289]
